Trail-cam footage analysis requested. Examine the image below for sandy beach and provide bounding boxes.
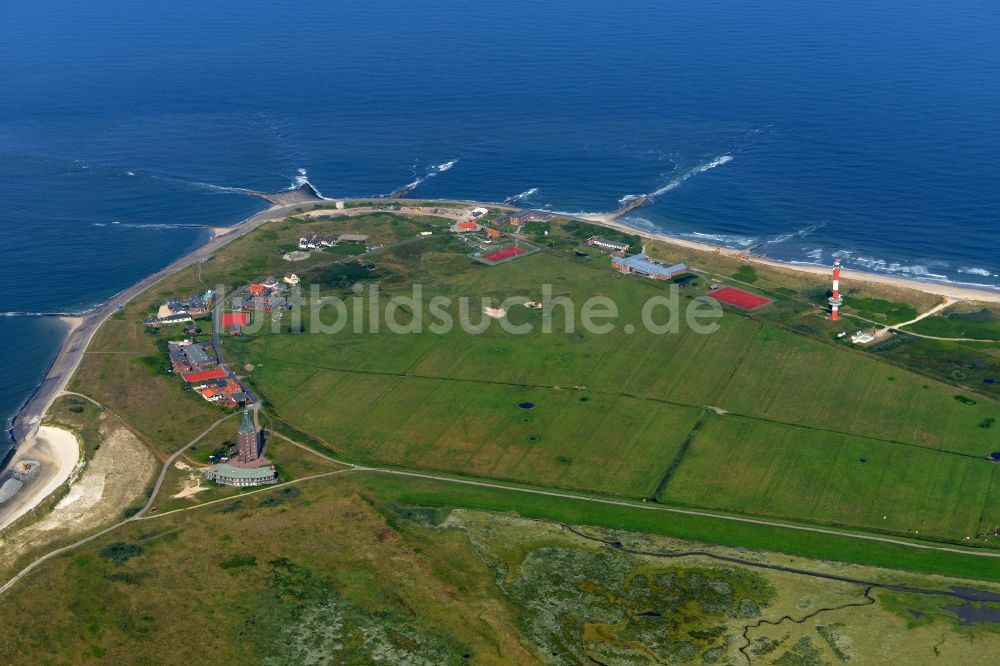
[579,213,1000,305]
[0,426,80,532]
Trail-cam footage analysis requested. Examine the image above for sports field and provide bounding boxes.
[225,223,1000,543]
[708,286,772,309]
[483,245,527,262]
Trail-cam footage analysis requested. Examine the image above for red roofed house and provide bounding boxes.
[182,368,228,383]
[457,221,478,232]
[486,228,501,239]
[221,312,250,328]
[248,283,267,296]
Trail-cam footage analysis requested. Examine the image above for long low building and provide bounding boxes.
[204,463,276,487]
[611,253,687,280]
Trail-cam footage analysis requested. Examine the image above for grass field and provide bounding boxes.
[210,216,1000,545]
[660,414,999,540]
[63,210,1000,556]
[3,476,998,664]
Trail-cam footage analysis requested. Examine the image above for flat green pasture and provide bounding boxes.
[660,414,998,541]
[252,362,702,497]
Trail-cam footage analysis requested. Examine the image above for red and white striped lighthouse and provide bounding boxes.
[828,258,844,320]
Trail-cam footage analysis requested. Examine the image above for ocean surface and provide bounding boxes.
[2,0,999,457]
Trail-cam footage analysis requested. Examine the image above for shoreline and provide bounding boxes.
[3,194,998,493]
[0,426,80,532]
[578,213,1000,304]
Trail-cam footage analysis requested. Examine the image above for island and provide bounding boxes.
[1,186,1000,663]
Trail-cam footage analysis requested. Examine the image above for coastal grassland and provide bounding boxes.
[658,414,1000,541]
[357,473,1000,582]
[4,475,998,664]
[0,479,537,665]
[216,224,1000,544]
[154,425,348,514]
[871,335,1000,399]
[233,234,999,454]
[253,369,702,496]
[905,301,1000,341]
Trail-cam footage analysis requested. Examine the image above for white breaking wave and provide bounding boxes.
[391,158,460,194]
[649,154,733,197]
[850,256,949,280]
[507,187,539,203]
[686,230,756,248]
[286,167,327,198]
[759,223,824,247]
[805,248,824,260]
[126,171,135,176]
[959,266,993,277]
[617,154,734,205]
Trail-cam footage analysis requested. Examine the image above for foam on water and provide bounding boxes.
[959,267,994,277]
[506,187,539,204]
[618,154,734,204]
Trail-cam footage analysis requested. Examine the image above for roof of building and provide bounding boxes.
[239,407,256,436]
[248,283,267,295]
[207,463,275,481]
[614,253,687,276]
[513,209,552,220]
[187,343,215,362]
[339,233,369,242]
[182,368,228,383]
[591,237,629,247]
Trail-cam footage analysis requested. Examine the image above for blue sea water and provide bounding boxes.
[2,0,999,456]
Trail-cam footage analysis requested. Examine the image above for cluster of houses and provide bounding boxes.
[143,290,215,328]
[238,276,299,313]
[167,339,251,408]
[298,232,370,250]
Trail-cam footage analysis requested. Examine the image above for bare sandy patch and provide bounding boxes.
[0,426,80,532]
[0,425,156,563]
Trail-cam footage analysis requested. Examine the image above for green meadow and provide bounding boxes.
[218,217,1000,544]
[65,208,1000,551]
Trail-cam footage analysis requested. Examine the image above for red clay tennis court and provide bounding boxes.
[708,287,772,310]
[221,312,250,327]
[483,246,527,262]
